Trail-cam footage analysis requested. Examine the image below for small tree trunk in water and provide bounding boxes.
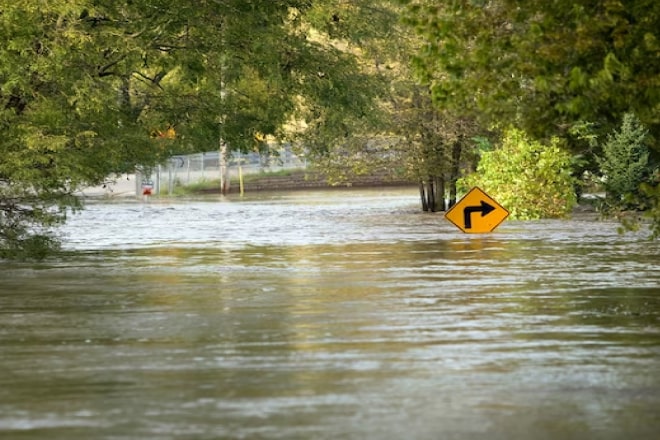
[436,177,446,211]
[420,178,448,212]
[449,180,457,208]
[448,140,462,208]
[419,182,429,212]
[427,178,436,212]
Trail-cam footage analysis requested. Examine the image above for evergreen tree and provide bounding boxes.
[597,113,654,210]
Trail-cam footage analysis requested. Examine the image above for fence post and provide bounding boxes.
[135,168,142,197]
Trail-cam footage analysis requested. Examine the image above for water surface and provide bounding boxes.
[1,189,659,439]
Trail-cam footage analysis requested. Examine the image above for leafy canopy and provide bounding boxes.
[400,0,660,153]
[0,0,396,258]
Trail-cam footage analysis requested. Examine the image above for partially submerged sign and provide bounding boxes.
[445,187,509,233]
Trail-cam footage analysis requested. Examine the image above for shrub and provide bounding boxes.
[460,128,577,220]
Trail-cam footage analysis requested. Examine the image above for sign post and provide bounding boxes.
[445,187,509,233]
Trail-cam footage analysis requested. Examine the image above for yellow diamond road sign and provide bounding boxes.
[445,187,509,233]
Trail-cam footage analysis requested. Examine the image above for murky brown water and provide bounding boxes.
[1,189,659,439]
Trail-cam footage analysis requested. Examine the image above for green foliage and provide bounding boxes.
[0,232,61,260]
[596,113,654,210]
[0,0,167,258]
[0,189,75,259]
[291,1,400,153]
[639,181,660,239]
[461,129,577,220]
[401,0,660,154]
[1,0,396,258]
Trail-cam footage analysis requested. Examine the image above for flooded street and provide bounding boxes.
[1,189,659,439]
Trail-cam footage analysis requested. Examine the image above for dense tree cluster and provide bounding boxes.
[400,0,658,227]
[401,0,659,146]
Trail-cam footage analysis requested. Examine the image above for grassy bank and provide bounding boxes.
[173,169,416,196]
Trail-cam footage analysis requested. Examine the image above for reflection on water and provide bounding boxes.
[1,189,659,439]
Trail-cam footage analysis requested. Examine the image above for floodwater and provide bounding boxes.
[0,189,659,440]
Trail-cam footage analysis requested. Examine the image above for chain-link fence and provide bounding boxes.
[140,145,307,195]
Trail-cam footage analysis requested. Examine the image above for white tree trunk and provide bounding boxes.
[219,140,230,194]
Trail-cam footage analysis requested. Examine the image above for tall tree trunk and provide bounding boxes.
[436,177,446,211]
[219,140,230,195]
[419,182,429,212]
[448,140,462,208]
[449,180,457,208]
[427,177,436,212]
[420,177,448,212]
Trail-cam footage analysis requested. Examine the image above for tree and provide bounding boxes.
[279,0,419,193]
[401,0,659,144]
[1,1,165,258]
[597,113,655,210]
[594,113,659,237]
[390,85,481,212]
[289,0,400,155]
[393,85,450,212]
[296,1,485,212]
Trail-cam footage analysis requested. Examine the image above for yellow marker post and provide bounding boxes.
[238,162,244,196]
[445,187,509,233]
[237,151,244,197]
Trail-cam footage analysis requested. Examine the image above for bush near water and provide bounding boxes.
[460,129,578,220]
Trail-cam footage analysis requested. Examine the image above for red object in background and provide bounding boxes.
[142,187,152,196]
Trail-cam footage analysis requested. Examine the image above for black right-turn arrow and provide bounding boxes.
[463,200,496,229]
